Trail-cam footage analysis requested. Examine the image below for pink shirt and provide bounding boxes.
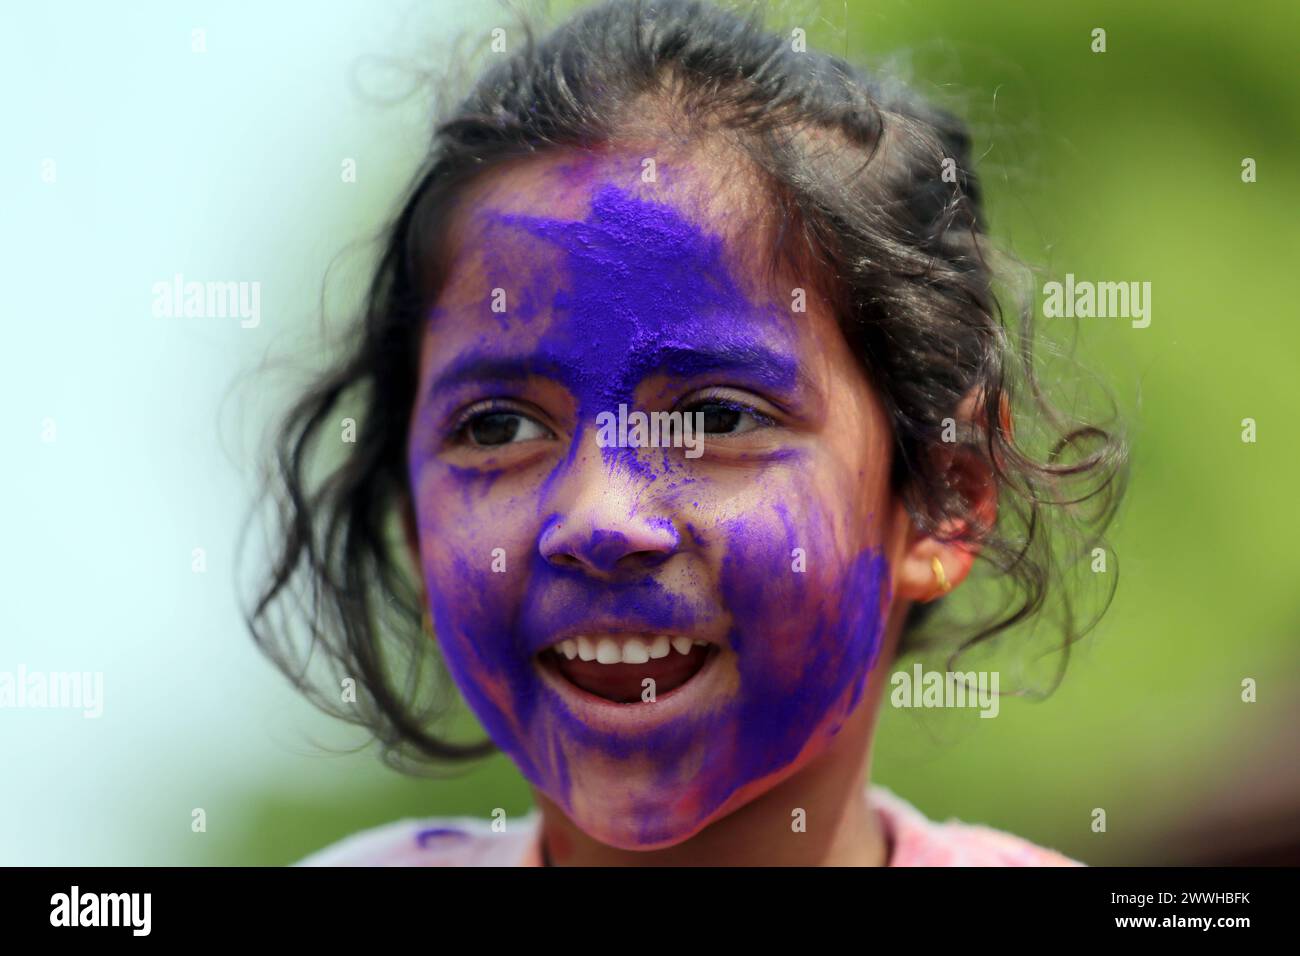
[296,785,1080,866]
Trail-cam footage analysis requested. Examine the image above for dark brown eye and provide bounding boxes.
[462,411,549,447]
[697,402,741,434]
[681,399,771,435]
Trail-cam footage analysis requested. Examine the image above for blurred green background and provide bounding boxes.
[4,0,1297,865]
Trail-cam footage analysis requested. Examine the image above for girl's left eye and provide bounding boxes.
[679,396,774,435]
[453,406,552,447]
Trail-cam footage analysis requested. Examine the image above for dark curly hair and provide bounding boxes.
[241,0,1127,772]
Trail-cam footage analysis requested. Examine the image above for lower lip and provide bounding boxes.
[534,643,726,732]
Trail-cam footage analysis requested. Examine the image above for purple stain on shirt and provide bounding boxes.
[415,827,470,848]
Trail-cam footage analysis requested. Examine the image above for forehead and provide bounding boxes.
[445,146,770,276]
[419,148,815,398]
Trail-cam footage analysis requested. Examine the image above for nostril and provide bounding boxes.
[624,549,672,569]
[547,553,584,571]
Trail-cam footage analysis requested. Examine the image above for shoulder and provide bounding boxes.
[870,786,1082,867]
[294,810,543,867]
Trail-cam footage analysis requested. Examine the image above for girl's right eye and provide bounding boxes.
[454,406,553,448]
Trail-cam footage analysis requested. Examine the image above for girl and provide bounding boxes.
[248,0,1125,866]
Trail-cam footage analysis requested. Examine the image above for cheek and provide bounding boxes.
[715,475,891,706]
[409,466,535,665]
[408,466,556,777]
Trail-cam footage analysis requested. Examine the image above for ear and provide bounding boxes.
[894,392,1001,603]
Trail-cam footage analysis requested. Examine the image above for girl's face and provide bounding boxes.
[406,149,909,849]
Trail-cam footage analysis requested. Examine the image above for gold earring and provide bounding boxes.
[931,556,952,595]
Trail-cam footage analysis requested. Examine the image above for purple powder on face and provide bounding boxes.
[486,182,801,495]
[408,175,891,849]
[489,182,798,415]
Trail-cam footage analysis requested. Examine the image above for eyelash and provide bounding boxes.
[447,390,776,448]
[448,399,553,446]
[680,391,776,432]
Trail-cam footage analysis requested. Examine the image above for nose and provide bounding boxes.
[538,446,682,579]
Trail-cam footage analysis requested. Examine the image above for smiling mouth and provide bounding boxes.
[537,634,717,704]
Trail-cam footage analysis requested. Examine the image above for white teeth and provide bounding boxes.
[621,638,650,664]
[552,634,706,664]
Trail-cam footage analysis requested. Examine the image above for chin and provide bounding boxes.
[563,796,721,852]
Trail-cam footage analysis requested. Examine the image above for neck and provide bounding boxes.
[534,698,888,866]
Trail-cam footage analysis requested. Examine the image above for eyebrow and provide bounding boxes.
[427,341,808,398]
[646,342,801,392]
[429,352,566,393]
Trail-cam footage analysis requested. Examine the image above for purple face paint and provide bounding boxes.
[407,168,891,848]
